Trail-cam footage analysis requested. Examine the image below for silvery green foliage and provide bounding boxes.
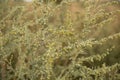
[0,0,120,80]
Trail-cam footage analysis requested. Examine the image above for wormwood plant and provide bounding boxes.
[0,0,120,80]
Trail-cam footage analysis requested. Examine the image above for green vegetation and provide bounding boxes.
[0,0,120,80]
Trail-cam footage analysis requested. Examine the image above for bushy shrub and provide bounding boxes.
[0,0,120,80]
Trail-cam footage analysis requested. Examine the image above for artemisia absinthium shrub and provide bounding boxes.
[0,0,120,80]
